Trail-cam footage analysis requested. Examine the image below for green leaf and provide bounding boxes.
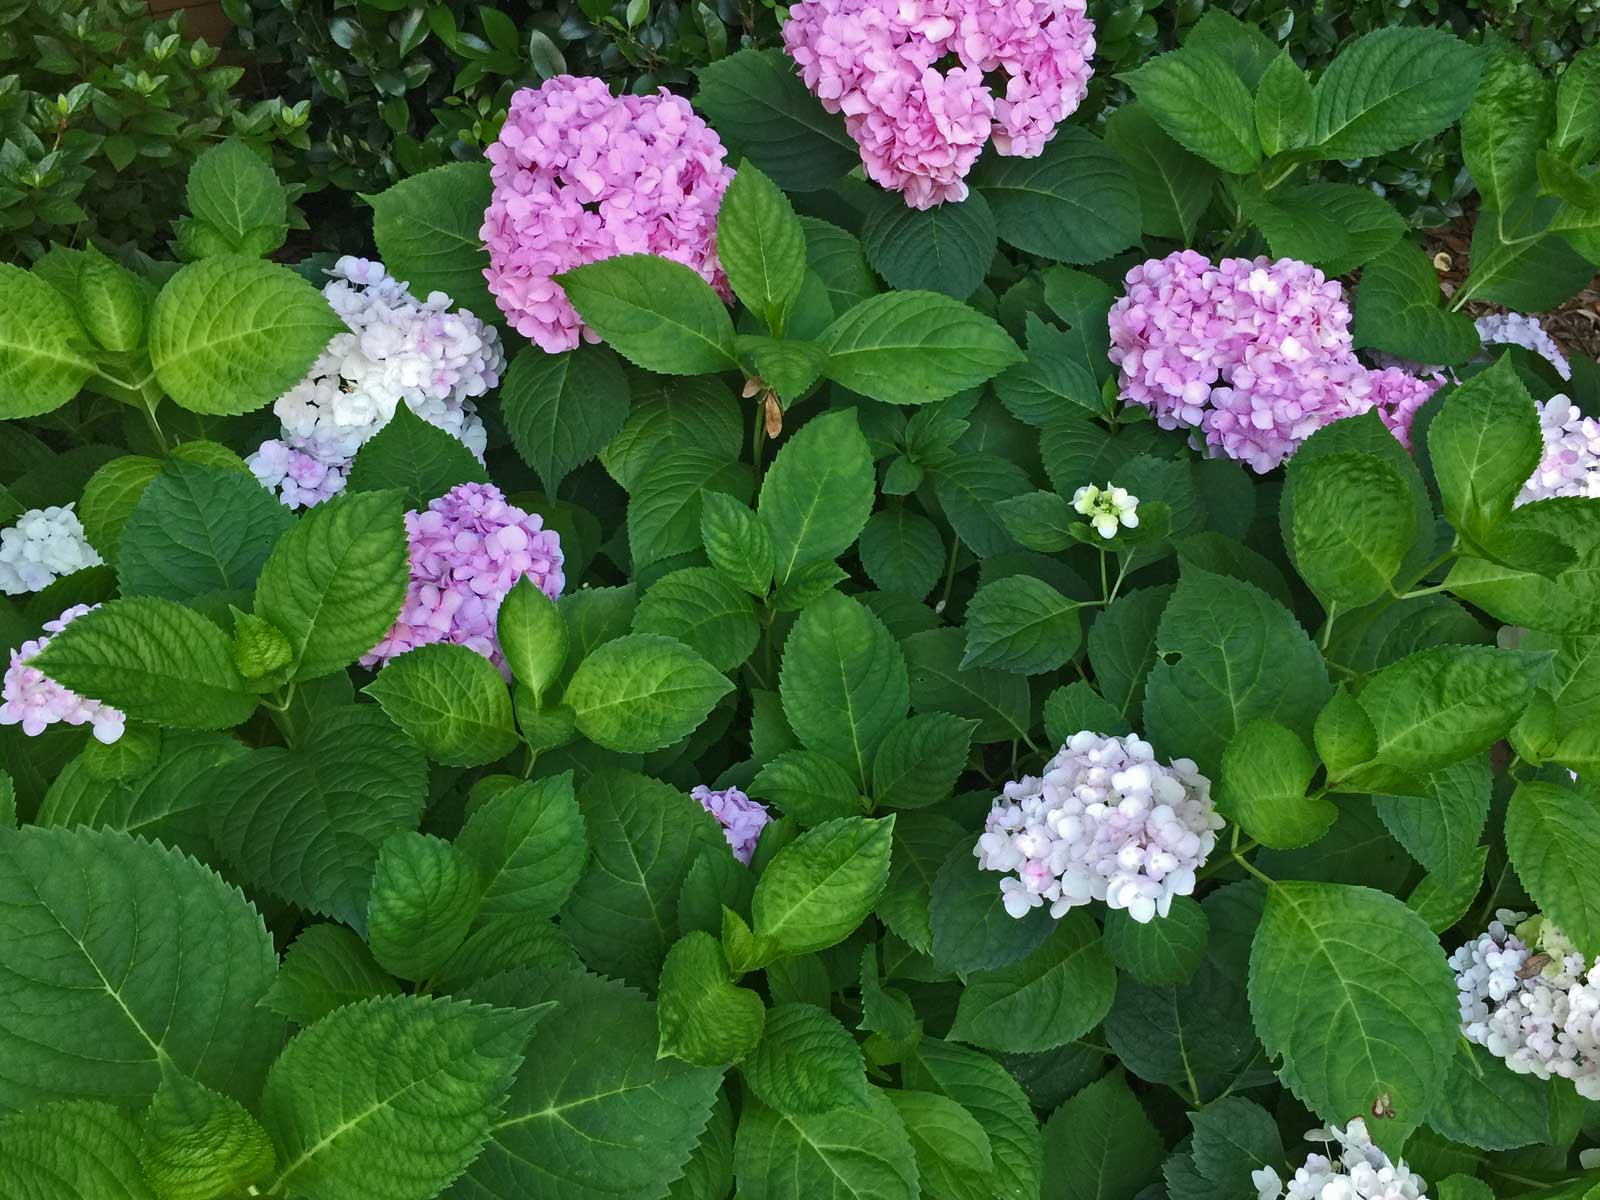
[950,912,1117,1053]
[757,408,875,588]
[558,253,737,375]
[1297,183,1408,276]
[1353,240,1482,365]
[0,1101,152,1200]
[779,593,910,786]
[993,314,1103,427]
[1428,355,1543,546]
[185,137,288,254]
[75,243,148,352]
[1428,1040,1552,1152]
[1407,845,1489,935]
[974,127,1143,263]
[1103,895,1209,986]
[497,577,569,701]
[700,492,775,598]
[962,575,1082,674]
[904,1038,1042,1199]
[930,842,1055,973]
[117,459,292,602]
[694,49,858,192]
[933,454,1033,559]
[1040,1071,1163,1200]
[208,705,425,927]
[658,932,766,1067]
[1506,780,1600,959]
[733,1090,919,1200]
[1309,27,1484,160]
[744,1003,869,1115]
[140,1070,276,1200]
[261,925,401,1027]
[634,569,759,673]
[1188,1097,1284,1186]
[1445,497,1600,635]
[1089,586,1169,719]
[1371,755,1491,881]
[345,401,487,508]
[1462,42,1554,216]
[750,336,828,402]
[751,750,864,825]
[261,996,540,1200]
[1466,211,1595,311]
[1554,45,1600,160]
[885,1089,996,1199]
[1122,47,1260,173]
[871,713,977,812]
[1287,449,1416,606]
[1247,882,1457,1148]
[501,342,631,494]
[253,489,408,682]
[875,813,966,954]
[456,773,585,922]
[0,826,281,1110]
[1143,568,1331,778]
[603,376,741,490]
[996,491,1077,555]
[565,633,734,754]
[1217,719,1332,850]
[31,597,258,730]
[0,263,95,419]
[719,161,807,330]
[365,643,518,767]
[629,450,754,571]
[904,627,1032,745]
[752,815,896,958]
[1183,9,1280,88]
[860,192,997,300]
[859,507,945,600]
[668,1089,736,1200]
[1255,51,1315,156]
[150,257,344,416]
[821,291,1022,406]
[367,162,495,315]
[366,832,483,982]
[1104,103,1216,244]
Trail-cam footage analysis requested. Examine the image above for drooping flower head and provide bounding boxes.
[974,730,1221,923]
[1518,396,1600,505]
[1071,482,1139,538]
[0,504,103,595]
[482,76,735,352]
[1253,1119,1427,1200]
[363,482,565,674]
[782,0,1095,208]
[1,604,125,744]
[691,785,771,865]
[250,256,502,509]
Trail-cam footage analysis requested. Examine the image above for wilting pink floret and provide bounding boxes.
[481,75,734,352]
[1108,251,1439,471]
[691,784,771,864]
[363,483,565,674]
[0,604,124,744]
[782,0,1095,208]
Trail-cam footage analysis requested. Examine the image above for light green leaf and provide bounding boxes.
[1353,240,1481,365]
[185,137,288,254]
[821,291,1022,406]
[962,575,1082,674]
[0,1101,152,1200]
[973,127,1144,262]
[733,1090,918,1200]
[367,162,495,315]
[456,772,586,922]
[950,912,1116,1053]
[0,826,281,1110]
[501,343,631,494]
[565,633,734,754]
[1255,51,1314,156]
[860,191,997,300]
[366,832,483,982]
[759,408,876,589]
[720,161,807,330]
[1461,42,1554,216]
[1372,756,1491,881]
[700,492,775,597]
[1554,45,1600,160]
[1287,450,1416,606]
[750,750,864,825]
[261,925,401,1028]
[1102,895,1209,986]
[558,254,737,375]
[1217,719,1334,850]
[634,567,760,673]
[346,402,488,507]
[1043,680,1131,744]
[150,257,344,415]
[497,577,569,701]
[1104,103,1216,244]
[1506,780,1600,959]
[1123,46,1259,173]
[1445,497,1600,635]
[76,243,148,352]
[365,643,518,768]
[993,315,1102,428]
[630,450,754,571]
[1427,355,1543,546]
[0,263,94,419]
[752,815,896,957]
[744,1002,868,1116]
[1040,1071,1163,1200]
[140,1070,276,1200]
[885,1089,996,1199]
[253,489,409,682]
[904,1038,1042,1200]
[658,932,766,1067]
[1309,27,1484,159]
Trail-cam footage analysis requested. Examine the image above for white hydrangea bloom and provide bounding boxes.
[0,504,103,595]
[974,730,1221,924]
[1450,909,1600,1098]
[1476,312,1571,381]
[1255,1120,1428,1200]
[249,256,504,508]
[1071,482,1140,539]
[1517,396,1600,506]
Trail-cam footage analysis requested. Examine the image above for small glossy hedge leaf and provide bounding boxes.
[31,597,259,731]
[949,911,1117,1053]
[733,1090,919,1200]
[150,257,344,416]
[1122,47,1260,174]
[0,826,281,1111]
[1506,780,1600,959]
[872,713,977,811]
[758,408,875,588]
[860,191,997,300]
[1248,882,1458,1150]
[565,633,733,753]
[1308,27,1484,160]
[859,507,945,599]
[140,1070,277,1200]
[260,995,542,1200]
[262,925,401,1027]
[658,931,766,1067]
[752,815,896,958]
[750,750,863,825]
[365,643,518,767]
[0,264,95,419]
[1102,894,1209,986]
[366,832,483,982]
[1353,240,1481,365]
[719,161,807,331]
[744,1002,870,1115]
[634,568,760,673]
[1428,355,1543,547]
[558,254,738,375]
[693,49,858,191]
[1041,1071,1163,1200]
[254,489,409,682]
[367,162,495,314]
[501,343,631,494]
[1288,450,1416,606]
[974,127,1143,263]
[962,575,1082,674]
[821,291,1022,406]
[886,1089,996,1197]
[1104,103,1216,244]
[457,773,585,922]
[1217,719,1334,850]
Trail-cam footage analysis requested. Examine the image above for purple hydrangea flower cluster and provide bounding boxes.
[0,604,125,744]
[782,0,1095,208]
[691,785,772,865]
[1254,1120,1427,1200]
[363,483,565,674]
[1364,365,1445,452]
[481,76,734,353]
[1517,396,1600,505]
[1108,250,1442,471]
[0,504,103,595]
[974,730,1221,924]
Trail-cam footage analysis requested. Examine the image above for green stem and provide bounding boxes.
[1318,601,1339,652]
[938,537,961,613]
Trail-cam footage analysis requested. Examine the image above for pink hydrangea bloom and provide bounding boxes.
[363,483,565,674]
[249,440,349,509]
[782,0,1095,208]
[481,76,734,352]
[1519,396,1600,505]
[1364,366,1445,451]
[1,604,125,744]
[1109,251,1439,471]
[691,784,771,864]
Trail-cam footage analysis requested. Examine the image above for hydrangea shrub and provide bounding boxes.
[1,18,1600,1200]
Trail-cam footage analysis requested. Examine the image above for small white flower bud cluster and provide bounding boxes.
[0,505,103,595]
[1450,909,1600,1098]
[1253,1119,1427,1200]
[974,730,1221,924]
[249,256,505,508]
[1071,482,1140,539]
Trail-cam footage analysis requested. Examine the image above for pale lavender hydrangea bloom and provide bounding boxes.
[782,0,1095,208]
[363,483,565,675]
[249,440,349,509]
[691,785,771,864]
[974,730,1221,923]
[0,604,125,744]
[0,504,103,595]
[1476,312,1572,381]
[1364,366,1445,452]
[482,76,734,352]
[1253,1119,1427,1200]
[1517,396,1600,505]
